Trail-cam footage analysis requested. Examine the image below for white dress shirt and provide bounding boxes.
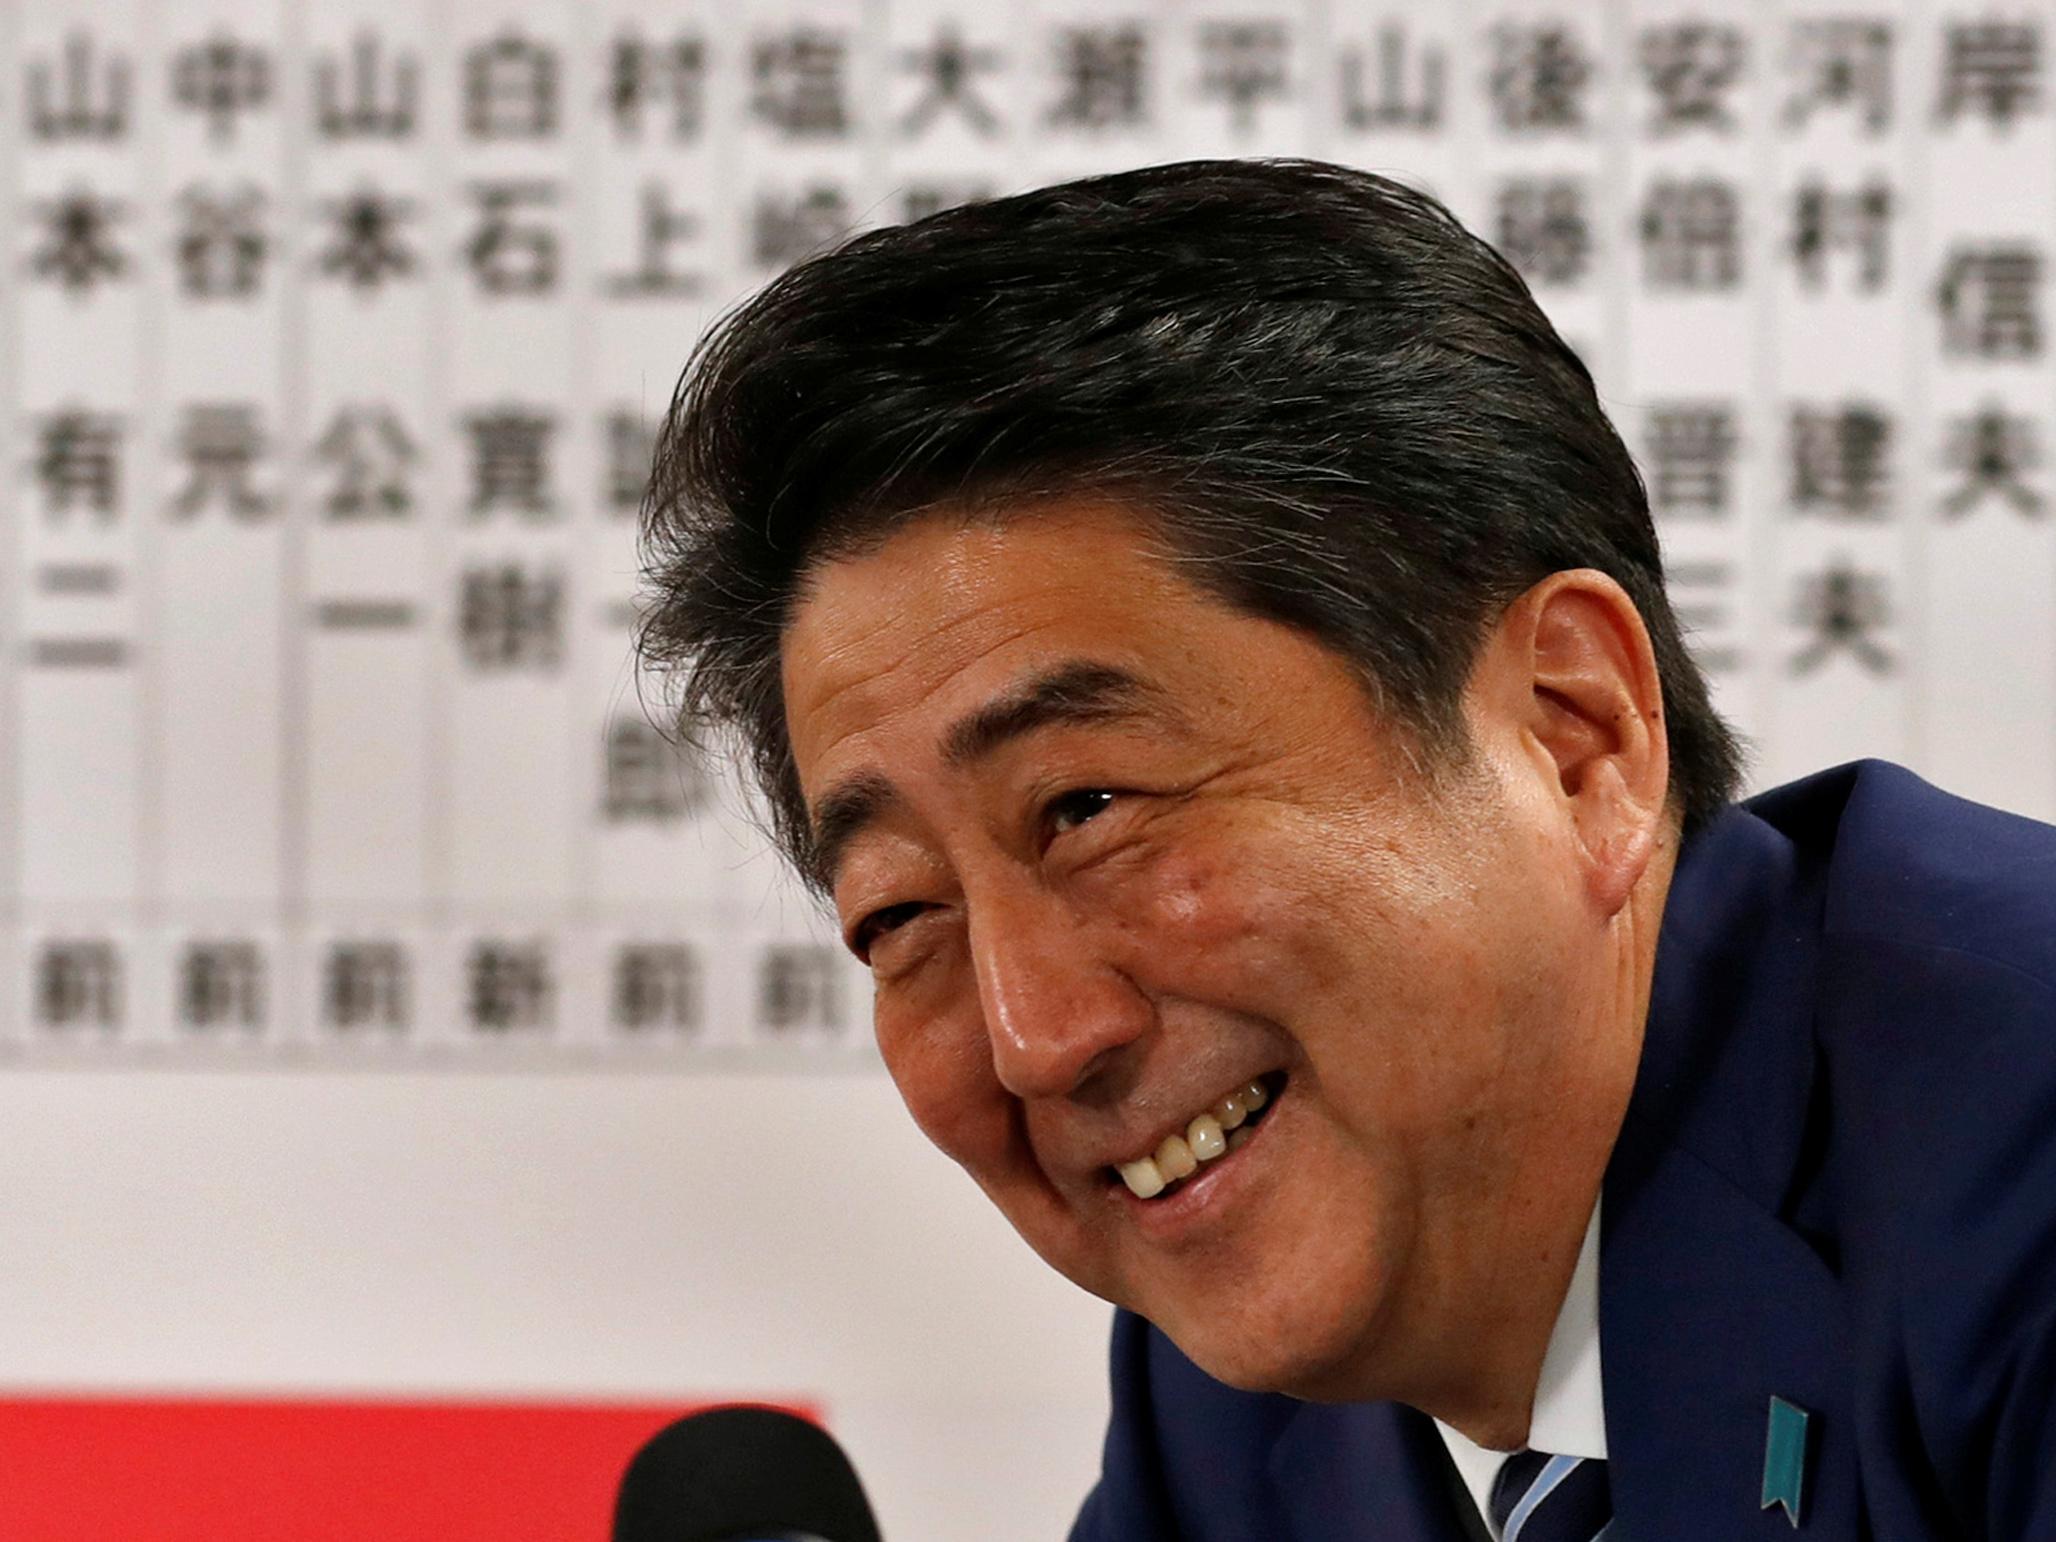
[1433,1198,1608,1540]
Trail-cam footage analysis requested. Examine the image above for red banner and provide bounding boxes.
[0,1393,821,1542]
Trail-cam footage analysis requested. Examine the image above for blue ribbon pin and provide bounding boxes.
[1761,1395,1811,1527]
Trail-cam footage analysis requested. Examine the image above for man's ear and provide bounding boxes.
[1468,569,1671,913]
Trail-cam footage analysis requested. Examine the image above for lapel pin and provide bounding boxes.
[1761,1395,1812,1528]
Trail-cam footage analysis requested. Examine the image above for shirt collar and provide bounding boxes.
[1432,1195,1608,1528]
[1527,1193,1607,1459]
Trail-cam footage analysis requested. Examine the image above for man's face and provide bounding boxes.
[781,501,1612,1403]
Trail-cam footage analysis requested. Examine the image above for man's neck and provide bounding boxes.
[1434,1195,1608,1540]
[1429,1178,1599,1450]
[1421,843,1673,1448]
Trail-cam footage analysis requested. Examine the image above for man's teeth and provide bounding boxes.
[1116,1081,1271,1199]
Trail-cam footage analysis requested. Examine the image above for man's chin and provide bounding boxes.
[1156,1309,1388,1404]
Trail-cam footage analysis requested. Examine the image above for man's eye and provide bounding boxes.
[1045,788,1118,837]
[850,901,922,961]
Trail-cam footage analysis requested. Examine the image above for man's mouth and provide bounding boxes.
[1109,1073,1285,1199]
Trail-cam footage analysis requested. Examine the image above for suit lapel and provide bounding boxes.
[1267,1399,1486,1542]
[1600,794,1859,1537]
[1603,1143,1858,1538]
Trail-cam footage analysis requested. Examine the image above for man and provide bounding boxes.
[636,160,2056,1539]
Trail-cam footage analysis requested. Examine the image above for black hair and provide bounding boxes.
[638,157,1746,892]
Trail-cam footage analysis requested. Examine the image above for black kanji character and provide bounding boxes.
[172,404,270,520]
[607,31,705,139]
[179,939,264,1030]
[1791,180,1891,292]
[758,944,843,1032]
[1487,22,1592,133]
[34,409,122,520]
[1790,405,1892,519]
[899,23,1002,137]
[1938,245,2043,359]
[604,716,710,822]
[612,944,701,1034]
[170,31,270,145]
[29,637,128,670]
[467,940,553,1032]
[38,563,120,598]
[1785,18,1893,131]
[1048,25,1147,129]
[1941,405,2041,518]
[175,183,268,299]
[1791,558,1894,674]
[1495,178,1590,288]
[464,407,554,518]
[1640,177,1742,290]
[30,189,128,295]
[323,941,410,1031]
[314,31,419,139]
[1937,20,2040,128]
[1639,21,1745,134]
[1339,24,1444,131]
[317,187,417,292]
[752,186,852,271]
[35,939,121,1030]
[1197,21,1290,134]
[602,409,656,515]
[464,30,558,139]
[314,598,415,633]
[459,563,564,671]
[27,32,131,140]
[752,27,850,138]
[465,181,558,296]
[605,184,703,298]
[316,406,416,519]
[1646,404,1738,519]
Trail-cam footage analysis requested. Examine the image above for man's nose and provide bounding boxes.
[967,889,1152,1100]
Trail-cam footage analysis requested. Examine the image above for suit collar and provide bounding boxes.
[1266,1399,1488,1542]
[1612,799,1829,1213]
[1600,796,1858,1538]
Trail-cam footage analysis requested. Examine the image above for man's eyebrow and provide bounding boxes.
[806,661,1177,891]
[941,660,1173,769]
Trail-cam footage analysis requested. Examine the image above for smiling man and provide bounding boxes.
[637,161,2056,1540]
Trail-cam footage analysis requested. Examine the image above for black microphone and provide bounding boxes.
[612,1405,883,1542]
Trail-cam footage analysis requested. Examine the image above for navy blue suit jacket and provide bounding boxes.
[1070,761,2056,1540]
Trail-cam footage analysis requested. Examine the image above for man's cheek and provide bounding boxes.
[1127,848,1345,1001]
[1122,845,1266,951]
[884,1028,1016,1168]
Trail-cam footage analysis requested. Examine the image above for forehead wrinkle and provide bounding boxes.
[789,592,1064,744]
[793,610,1051,893]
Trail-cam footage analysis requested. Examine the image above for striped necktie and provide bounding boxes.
[1487,1449,1612,1542]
